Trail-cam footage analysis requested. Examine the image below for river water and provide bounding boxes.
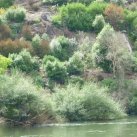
[0,117,137,137]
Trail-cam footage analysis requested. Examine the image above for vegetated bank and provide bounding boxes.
[0,0,137,126]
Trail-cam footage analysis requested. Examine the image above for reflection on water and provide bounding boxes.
[0,117,137,137]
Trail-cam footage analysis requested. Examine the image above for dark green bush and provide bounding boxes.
[126,80,137,115]
[43,0,94,5]
[0,73,55,125]
[100,78,118,92]
[45,59,67,84]
[0,0,15,8]
[128,97,137,115]
[50,36,77,61]
[6,7,26,23]
[52,83,125,121]
[9,50,39,73]
[67,52,84,75]
[52,2,107,31]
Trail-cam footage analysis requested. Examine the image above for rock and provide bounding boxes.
[32,23,46,34]
[41,12,51,21]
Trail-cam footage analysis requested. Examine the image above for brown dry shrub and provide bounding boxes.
[104,4,124,29]
[0,39,33,56]
[21,25,33,41]
[34,39,50,58]
[0,24,11,40]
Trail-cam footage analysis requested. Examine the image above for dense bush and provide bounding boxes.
[50,36,77,61]
[43,0,94,5]
[43,55,59,65]
[0,0,15,8]
[69,76,84,87]
[32,34,50,58]
[52,83,125,121]
[6,7,26,23]
[44,59,67,84]
[125,79,137,115]
[0,39,32,57]
[124,10,137,41]
[67,52,84,75]
[92,24,113,72]
[52,2,107,31]
[87,1,107,18]
[0,73,55,125]
[9,50,39,73]
[0,55,12,74]
[100,78,118,92]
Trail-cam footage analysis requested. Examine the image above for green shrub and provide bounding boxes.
[0,16,2,24]
[0,55,12,74]
[124,10,137,29]
[128,96,137,115]
[92,14,106,33]
[32,34,41,48]
[0,15,5,24]
[6,7,26,23]
[52,83,125,121]
[30,72,45,88]
[0,0,15,8]
[69,76,84,87]
[124,10,137,41]
[100,78,118,92]
[45,59,67,84]
[52,3,88,31]
[130,52,137,72]
[50,36,77,61]
[67,52,84,75]
[52,2,107,31]
[87,1,107,18]
[43,55,59,65]
[133,40,137,50]
[0,73,55,125]
[9,50,39,73]
[125,79,137,115]
[131,18,137,40]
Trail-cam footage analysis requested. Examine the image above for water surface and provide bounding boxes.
[0,117,137,137]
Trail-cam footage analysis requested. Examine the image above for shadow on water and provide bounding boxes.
[0,117,137,137]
